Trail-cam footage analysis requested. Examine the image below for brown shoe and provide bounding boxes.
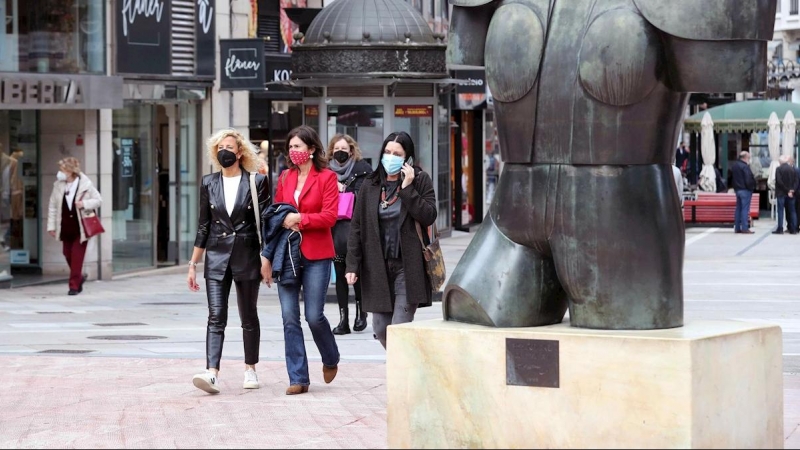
[285,385,309,395]
[323,365,338,384]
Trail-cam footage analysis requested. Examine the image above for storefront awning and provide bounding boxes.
[270,77,466,88]
[684,100,800,133]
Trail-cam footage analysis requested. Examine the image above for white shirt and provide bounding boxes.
[222,175,241,216]
[672,165,684,206]
[65,179,79,211]
[294,189,301,206]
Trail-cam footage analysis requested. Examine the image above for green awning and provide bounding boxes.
[684,100,800,133]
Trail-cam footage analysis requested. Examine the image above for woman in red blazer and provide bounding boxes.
[272,125,340,395]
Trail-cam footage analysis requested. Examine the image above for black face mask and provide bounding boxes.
[333,151,350,164]
[217,149,238,168]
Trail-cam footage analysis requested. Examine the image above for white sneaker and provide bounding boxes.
[243,369,259,389]
[192,371,220,394]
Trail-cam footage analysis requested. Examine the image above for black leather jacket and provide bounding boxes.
[194,171,271,282]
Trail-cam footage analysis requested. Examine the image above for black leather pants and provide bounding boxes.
[205,266,261,370]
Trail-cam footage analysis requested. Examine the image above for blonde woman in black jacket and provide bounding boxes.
[187,129,271,394]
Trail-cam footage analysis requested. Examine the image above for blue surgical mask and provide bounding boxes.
[56,171,67,181]
[381,154,405,175]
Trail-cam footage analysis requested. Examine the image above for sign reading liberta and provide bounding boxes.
[219,39,265,91]
[117,0,172,75]
[0,74,123,110]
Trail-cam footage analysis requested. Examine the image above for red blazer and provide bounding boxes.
[275,167,339,260]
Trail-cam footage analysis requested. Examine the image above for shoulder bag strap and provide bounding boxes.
[250,173,262,246]
[415,221,428,247]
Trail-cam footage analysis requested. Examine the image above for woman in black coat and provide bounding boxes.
[345,131,437,349]
[325,133,372,335]
[187,129,271,394]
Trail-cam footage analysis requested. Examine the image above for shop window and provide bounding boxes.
[484,111,502,211]
[327,105,384,167]
[436,93,452,230]
[0,110,38,277]
[394,104,434,174]
[112,104,155,272]
[0,0,105,74]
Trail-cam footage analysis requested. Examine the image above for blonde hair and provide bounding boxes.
[206,128,259,173]
[325,134,362,161]
[59,157,81,176]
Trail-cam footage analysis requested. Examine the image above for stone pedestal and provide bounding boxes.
[387,320,783,449]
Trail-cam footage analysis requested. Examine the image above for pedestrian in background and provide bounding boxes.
[345,131,437,349]
[272,125,340,395]
[794,157,800,234]
[671,160,684,208]
[325,133,372,335]
[675,141,690,175]
[46,157,102,296]
[730,151,756,234]
[773,154,798,235]
[187,129,271,394]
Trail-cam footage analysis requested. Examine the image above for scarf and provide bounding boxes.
[329,157,356,182]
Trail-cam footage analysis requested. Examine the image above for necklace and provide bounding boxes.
[380,184,400,209]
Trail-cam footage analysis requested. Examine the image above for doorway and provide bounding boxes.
[112,102,200,273]
[452,110,483,231]
[157,108,171,265]
[156,104,201,267]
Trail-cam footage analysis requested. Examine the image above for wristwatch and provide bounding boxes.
[188,261,198,268]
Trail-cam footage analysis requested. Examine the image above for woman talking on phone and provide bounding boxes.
[345,131,437,349]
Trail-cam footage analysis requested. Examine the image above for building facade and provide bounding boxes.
[770,0,800,100]
[0,0,253,287]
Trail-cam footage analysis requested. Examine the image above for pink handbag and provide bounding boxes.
[338,192,355,220]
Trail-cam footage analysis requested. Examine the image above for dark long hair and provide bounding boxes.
[371,131,417,183]
[285,125,328,171]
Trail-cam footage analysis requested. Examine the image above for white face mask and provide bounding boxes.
[56,171,67,181]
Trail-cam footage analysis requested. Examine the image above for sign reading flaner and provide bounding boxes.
[220,39,265,91]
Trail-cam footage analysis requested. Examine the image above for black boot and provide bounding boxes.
[353,299,368,332]
[332,308,350,335]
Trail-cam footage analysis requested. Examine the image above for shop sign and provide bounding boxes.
[0,75,123,110]
[220,39,266,91]
[120,139,135,178]
[305,105,319,117]
[117,0,172,75]
[2,79,83,105]
[9,250,29,265]
[455,69,486,95]
[196,0,216,76]
[394,105,433,118]
[265,55,293,82]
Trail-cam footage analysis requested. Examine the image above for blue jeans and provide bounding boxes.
[734,190,752,232]
[777,195,798,232]
[277,257,340,385]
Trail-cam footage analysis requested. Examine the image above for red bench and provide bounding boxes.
[683,192,760,225]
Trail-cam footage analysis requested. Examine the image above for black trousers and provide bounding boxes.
[333,260,362,310]
[205,266,261,370]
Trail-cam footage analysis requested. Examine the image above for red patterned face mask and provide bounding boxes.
[289,150,311,166]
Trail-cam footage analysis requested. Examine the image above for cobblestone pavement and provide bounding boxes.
[1,224,799,448]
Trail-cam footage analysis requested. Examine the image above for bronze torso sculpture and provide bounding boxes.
[444,0,776,329]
